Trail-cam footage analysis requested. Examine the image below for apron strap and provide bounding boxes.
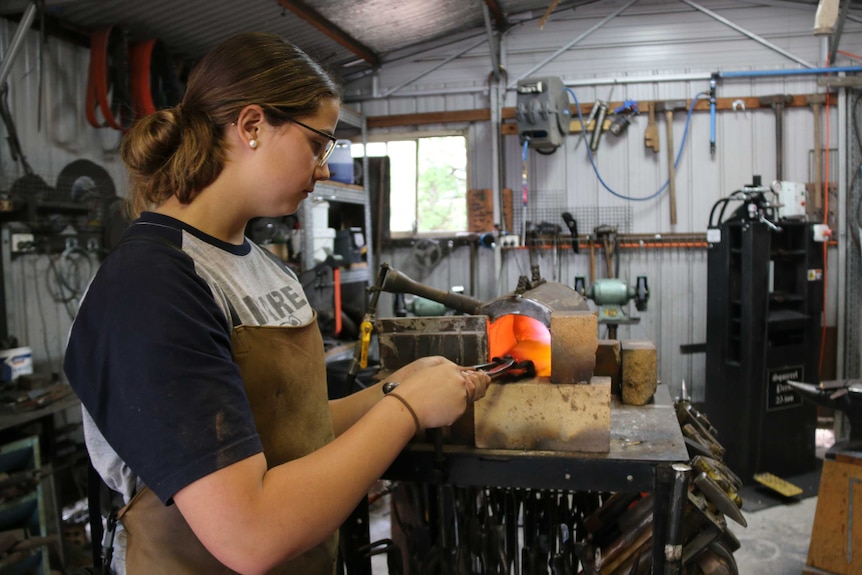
[86,459,104,574]
[87,457,121,574]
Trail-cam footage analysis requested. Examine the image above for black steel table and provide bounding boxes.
[378,384,690,574]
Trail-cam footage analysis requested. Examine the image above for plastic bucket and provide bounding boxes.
[313,228,336,263]
[0,347,32,382]
[328,140,354,184]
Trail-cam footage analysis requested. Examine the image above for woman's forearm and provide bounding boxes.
[328,380,385,436]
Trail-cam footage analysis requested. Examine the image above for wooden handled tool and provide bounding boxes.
[657,100,687,226]
[665,108,677,226]
[644,102,659,153]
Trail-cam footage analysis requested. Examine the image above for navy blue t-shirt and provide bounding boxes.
[65,212,313,504]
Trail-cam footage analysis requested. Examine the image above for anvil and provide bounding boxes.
[787,379,862,456]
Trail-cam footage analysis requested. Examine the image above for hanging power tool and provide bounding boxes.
[516,76,571,153]
[608,99,640,137]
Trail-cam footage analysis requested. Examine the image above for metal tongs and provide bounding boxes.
[471,355,536,382]
[381,355,537,395]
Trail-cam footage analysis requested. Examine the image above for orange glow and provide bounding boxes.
[488,315,551,377]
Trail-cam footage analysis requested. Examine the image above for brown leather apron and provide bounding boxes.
[116,316,338,574]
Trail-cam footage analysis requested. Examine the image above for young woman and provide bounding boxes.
[64,32,488,575]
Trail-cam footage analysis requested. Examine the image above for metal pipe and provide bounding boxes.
[508,0,639,89]
[775,101,786,180]
[838,88,848,381]
[718,65,862,79]
[709,75,717,155]
[681,0,815,68]
[377,263,484,315]
[828,0,853,66]
[345,66,862,103]
[0,227,12,342]
[0,2,38,89]
[812,98,823,213]
[619,241,708,249]
[664,463,692,573]
[493,35,507,290]
[482,1,501,84]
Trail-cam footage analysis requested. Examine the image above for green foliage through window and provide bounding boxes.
[354,135,467,234]
[417,137,467,233]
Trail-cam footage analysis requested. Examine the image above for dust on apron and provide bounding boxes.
[116,315,338,574]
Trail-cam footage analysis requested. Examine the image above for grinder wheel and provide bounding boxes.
[412,238,442,269]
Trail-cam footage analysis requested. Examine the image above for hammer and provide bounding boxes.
[759,94,794,181]
[655,100,687,225]
[808,94,826,211]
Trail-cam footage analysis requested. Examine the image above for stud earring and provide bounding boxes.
[249,139,258,149]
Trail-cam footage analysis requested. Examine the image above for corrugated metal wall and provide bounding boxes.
[0,0,857,397]
[351,0,857,401]
[0,18,126,375]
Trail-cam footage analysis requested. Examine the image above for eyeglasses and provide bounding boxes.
[290,118,337,167]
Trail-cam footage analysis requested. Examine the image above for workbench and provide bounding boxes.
[0,386,82,572]
[0,391,80,434]
[361,384,690,574]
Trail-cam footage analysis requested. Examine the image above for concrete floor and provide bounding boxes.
[368,491,819,574]
[734,496,817,574]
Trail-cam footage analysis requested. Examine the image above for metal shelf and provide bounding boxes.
[312,182,367,205]
[298,107,372,281]
[340,268,369,284]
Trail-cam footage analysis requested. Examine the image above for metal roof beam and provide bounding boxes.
[276,0,379,67]
[828,0,853,66]
[509,0,638,88]
[681,0,815,68]
[379,36,488,98]
[482,1,502,83]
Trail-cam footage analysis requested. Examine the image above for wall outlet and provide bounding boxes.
[500,234,520,248]
[812,224,832,242]
[11,233,35,253]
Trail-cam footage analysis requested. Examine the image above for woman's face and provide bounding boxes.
[251,98,341,216]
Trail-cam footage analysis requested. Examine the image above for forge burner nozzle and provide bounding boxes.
[376,263,484,315]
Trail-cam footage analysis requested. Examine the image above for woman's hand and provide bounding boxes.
[384,356,490,429]
[461,368,488,403]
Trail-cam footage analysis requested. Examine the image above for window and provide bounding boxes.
[352,134,467,234]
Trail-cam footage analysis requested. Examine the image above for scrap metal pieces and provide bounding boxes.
[578,396,745,574]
